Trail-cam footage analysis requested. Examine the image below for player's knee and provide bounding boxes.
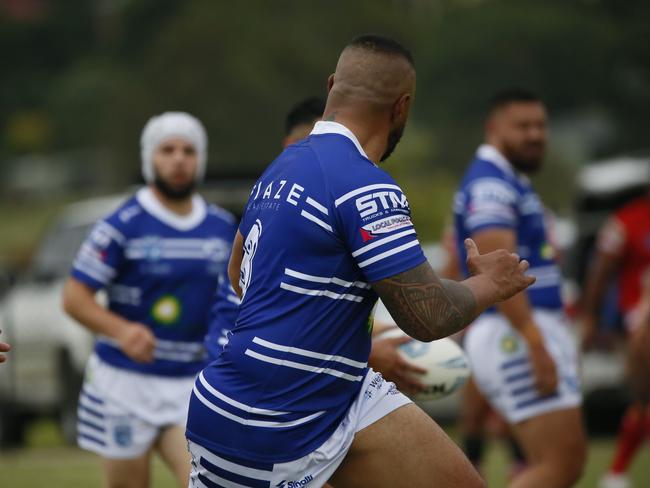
[551,439,586,486]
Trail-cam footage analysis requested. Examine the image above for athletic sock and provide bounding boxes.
[610,405,646,474]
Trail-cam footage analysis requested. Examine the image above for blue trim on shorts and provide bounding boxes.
[81,388,104,405]
[515,393,560,410]
[504,370,531,383]
[510,384,536,397]
[500,357,529,370]
[78,432,106,447]
[200,457,271,488]
[78,404,104,419]
[78,418,105,433]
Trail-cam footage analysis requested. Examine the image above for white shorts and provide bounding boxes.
[464,309,581,424]
[77,353,196,459]
[187,369,411,488]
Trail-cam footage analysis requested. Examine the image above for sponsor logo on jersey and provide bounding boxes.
[151,295,181,325]
[356,191,409,218]
[361,215,412,238]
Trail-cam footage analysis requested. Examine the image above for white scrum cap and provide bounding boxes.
[140,111,208,183]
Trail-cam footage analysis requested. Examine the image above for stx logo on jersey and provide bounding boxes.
[360,215,412,241]
[355,191,409,218]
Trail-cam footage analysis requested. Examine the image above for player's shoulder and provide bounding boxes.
[99,193,143,235]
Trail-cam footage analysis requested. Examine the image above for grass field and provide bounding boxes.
[1,419,648,487]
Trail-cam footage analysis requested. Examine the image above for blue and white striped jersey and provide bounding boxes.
[186,121,426,462]
[453,144,563,311]
[71,187,237,376]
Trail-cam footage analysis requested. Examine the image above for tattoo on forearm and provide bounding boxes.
[373,262,477,341]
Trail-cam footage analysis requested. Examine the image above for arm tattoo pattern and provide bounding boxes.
[372,261,477,341]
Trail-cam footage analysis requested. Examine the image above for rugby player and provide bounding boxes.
[185,35,534,488]
[582,192,650,488]
[62,112,237,488]
[454,89,587,487]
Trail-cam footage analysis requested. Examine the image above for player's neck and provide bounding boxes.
[322,109,389,165]
[150,186,194,216]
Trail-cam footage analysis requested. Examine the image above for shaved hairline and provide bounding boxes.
[331,46,415,107]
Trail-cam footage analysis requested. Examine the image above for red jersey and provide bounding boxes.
[597,196,650,314]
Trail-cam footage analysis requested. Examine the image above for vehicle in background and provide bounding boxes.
[0,181,252,447]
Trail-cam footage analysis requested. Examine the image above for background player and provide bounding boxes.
[62,112,236,488]
[186,35,534,488]
[582,190,650,488]
[455,89,586,487]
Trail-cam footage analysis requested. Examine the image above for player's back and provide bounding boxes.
[187,123,426,462]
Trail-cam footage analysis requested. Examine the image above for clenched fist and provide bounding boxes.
[117,323,156,363]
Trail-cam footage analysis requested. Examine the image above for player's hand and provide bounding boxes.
[117,323,156,363]
[0,330,10,363]
[465,238,535,302]
[368,334,427,395]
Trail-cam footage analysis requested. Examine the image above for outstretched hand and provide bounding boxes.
[464,238,535,302]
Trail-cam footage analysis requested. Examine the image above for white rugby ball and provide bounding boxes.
[377,327,471,401]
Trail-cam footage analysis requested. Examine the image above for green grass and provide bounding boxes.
[1,419,649,487]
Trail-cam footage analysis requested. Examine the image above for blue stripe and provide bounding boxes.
[515,393,560,410]
[197,473,226,488]
[78,404,104,420]
[78,418,105,433]
[200,456,270,488]
[81,389,104,405]
[209,450,274,473]
[500,357,528,370]
[510,384,536,397]
[78,432,106,447]
[504,371,531,383]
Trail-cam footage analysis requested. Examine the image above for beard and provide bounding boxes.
[380,124,405,162]
[153,173,196,200]
[510,157,543,174]
[503,141,545,175]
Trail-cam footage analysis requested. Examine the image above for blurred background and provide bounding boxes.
[1,0,650,486]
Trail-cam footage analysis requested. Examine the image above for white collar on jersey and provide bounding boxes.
[476,144,530,184]
[136,187,207,231]
[310,121,370,160]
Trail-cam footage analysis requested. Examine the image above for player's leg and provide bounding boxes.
[102,451,152,488]
[461,376,490,469]
[509,407,586,488]
[329,403,485,488]
[155,424,192,488]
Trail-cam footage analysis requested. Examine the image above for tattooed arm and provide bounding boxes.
[372,238,535,342]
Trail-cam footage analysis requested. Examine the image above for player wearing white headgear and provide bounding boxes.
[63,112,237,488]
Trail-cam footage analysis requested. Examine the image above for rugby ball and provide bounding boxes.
[377,327,471,401]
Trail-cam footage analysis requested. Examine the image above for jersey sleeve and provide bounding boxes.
[463,177,519,233]
[70,219,126,290]
[334,176,427,283]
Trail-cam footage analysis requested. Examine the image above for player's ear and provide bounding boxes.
[391,93,411,123]
[327,74,335,93]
